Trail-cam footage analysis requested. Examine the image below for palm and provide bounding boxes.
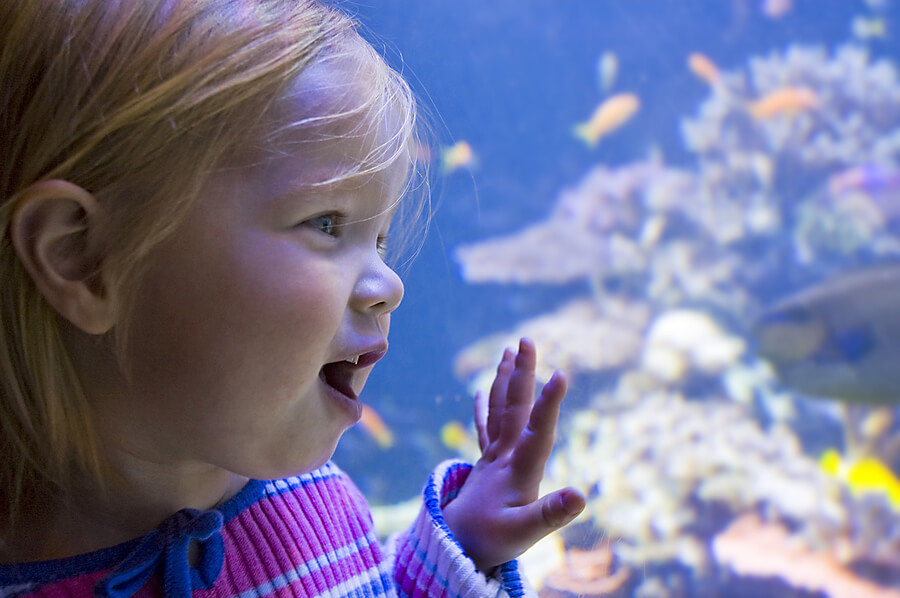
[442,338,585,572]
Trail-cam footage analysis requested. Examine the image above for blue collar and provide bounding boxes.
[96,508,224,598]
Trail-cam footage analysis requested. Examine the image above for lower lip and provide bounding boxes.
[320,375,362,421]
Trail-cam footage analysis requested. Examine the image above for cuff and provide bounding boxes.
[391,460,535,598]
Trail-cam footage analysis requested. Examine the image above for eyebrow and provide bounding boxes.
[268,176,404,222]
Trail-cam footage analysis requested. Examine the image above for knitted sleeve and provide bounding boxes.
[381,460,536,598]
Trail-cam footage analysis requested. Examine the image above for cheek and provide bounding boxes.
[124,233,341,404]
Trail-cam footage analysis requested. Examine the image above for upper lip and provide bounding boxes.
[341,341,388,368]
[320,340,388,401]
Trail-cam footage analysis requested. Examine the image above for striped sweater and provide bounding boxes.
[0,460,534,598]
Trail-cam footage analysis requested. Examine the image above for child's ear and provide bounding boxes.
[11,180,115,334]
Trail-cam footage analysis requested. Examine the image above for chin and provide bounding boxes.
[270,436,344,480]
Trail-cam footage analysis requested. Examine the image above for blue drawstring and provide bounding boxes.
[95,508,225,598]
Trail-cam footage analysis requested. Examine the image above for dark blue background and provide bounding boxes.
[332,0,897,502]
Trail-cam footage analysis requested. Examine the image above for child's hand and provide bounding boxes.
[442,337,586,573]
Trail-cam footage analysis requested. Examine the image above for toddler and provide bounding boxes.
[0,1,586,596]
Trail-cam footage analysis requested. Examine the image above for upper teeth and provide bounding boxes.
[347,355,359,365]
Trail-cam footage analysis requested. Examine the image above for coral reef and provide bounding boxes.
[547,391,900,593]
[454,161,673,285]
[680,44,900,274]
[548,393,843,565]
[454,296,648,388]
[539,542,631,598]
[640,309,746,383]
[683,45,900,171]
[714,514,900,598]
[451,42,900,596]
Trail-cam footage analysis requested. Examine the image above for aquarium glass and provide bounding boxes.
[333,1,900,595]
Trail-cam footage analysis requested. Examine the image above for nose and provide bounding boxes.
[351,255,404,316]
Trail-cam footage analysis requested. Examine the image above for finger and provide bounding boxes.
[474,389,489,452]
[486,348,514,444]
[495,338,537,451]
[539,488,585,529]
[507,488,586,551]
[510,369,567,482]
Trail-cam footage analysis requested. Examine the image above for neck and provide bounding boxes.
[1,453,248,563]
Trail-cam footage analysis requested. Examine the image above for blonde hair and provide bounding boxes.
[0,0,425,540]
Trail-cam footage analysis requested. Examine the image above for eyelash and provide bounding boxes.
[308,213,338,236]
[305,213,390,259]
[376,235,389,260]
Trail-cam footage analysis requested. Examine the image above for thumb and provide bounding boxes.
[539,487,586,530]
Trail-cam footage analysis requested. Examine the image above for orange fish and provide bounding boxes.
[748,87,819,120]
[359,404,394,449]
[573,93,640,147]
[440,140,476,174]
[687,53,720,86]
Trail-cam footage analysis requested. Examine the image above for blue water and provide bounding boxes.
[338,0,888,494]
[332,1,900,595]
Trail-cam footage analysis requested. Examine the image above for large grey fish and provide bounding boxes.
[753,264,900,404]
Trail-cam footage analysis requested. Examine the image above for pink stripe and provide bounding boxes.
[193,474,382,597]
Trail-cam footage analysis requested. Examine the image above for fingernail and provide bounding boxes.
[561,489,585,517]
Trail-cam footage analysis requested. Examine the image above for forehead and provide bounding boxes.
[217,43,412,211]
[269,39,409,182]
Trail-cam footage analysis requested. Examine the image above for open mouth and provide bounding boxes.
[320,361,357,400]
[319,348,386,402]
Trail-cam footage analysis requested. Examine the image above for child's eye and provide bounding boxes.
[307,213,338,236]
[377,235,389,260]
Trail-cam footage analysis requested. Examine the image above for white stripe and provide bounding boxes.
[264,463,340,495]
[0,583,35,598]
[229,531,386,598]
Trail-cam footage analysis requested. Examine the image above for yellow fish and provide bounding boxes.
[852,16,888,40]
[821,448,900,508]
[439,419,481,461]
[573,93,640,148]
[440,420,470,451]
[440,140,476,174]
[359,404,394,449]
[748,86,819,120]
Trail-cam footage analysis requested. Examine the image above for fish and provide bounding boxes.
[597,51,619,92]
[821,448,900,508]
[828,163,900,195]
[573,93,640,148]
[439,419,481,461]
[359,404,394,449]
[440,420,469,451]
[761,0,793,19]
[852,16,888,40]
[748,86,819,120]
[687,52,720,86]
[825,163,900,222]
[753,264,900,404]
[439,140,476,174]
